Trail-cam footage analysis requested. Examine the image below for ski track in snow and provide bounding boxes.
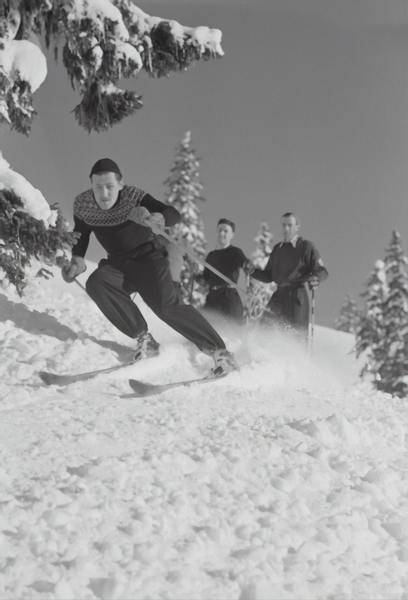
[1,265,408,600]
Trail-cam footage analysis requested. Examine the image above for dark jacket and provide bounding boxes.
[252,237,328,287]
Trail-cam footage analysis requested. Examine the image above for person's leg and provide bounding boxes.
[86,263,147,338]
[262,290,285,327]
[292,287,310,340]
[226,289,245,324]
[128,251,226,353]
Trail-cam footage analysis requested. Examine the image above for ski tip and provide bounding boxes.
[38,371,54,386]
[128,379,158,396]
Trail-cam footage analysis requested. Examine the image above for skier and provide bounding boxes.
[61,158,237,375]
[248,212,328,335]
[201,218,250,324]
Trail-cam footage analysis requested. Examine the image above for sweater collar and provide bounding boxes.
[279,235,300,248]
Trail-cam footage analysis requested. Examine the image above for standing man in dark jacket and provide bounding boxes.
[61,158,237,376]
[250,212,328,334]
[202,218,249,324]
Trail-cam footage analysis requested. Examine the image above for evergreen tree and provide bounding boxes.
[0,153,78,294]
[377,231,408,397]
[0,1,224,134]
[355,260,387,380]
[335,294,360,333]
[245,222,274,321]
[164,131,207,307]
[252,222,274,269]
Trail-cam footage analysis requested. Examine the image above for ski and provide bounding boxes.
[39,360,135,386]
[122,373,228,398]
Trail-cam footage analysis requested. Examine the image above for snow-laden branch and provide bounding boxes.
[0,0,224,134]
[0,151,55,225]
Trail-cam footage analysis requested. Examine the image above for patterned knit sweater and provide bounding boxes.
[71,186,180,259]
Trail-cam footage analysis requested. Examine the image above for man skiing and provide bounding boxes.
[201,218,249,324]
[61,158,237,375]
[249,212,328,334]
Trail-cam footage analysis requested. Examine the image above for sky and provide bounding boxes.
[2,0,408,325]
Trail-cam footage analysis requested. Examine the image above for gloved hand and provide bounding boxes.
[61,256,87,283]
[146,212,166,235]
[128,206,151,226]
[308,275,320,290]
[128,207,166,235]
[242,260,256,275]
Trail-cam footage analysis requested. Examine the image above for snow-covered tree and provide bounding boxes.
[355,260,387,380]
[377,231,408,397]
[252,222,274,269]
[0,152,77,294]
[164,131,207,306]
[335,294,360,333]
[0,1,224,134]
[245,222,274,321]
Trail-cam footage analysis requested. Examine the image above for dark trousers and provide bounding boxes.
[86,249,226,353]
[205,288,245,325]
[263,285,310,333]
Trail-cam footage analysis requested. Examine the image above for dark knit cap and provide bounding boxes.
[218,217,236,232]
[89,158,122,178]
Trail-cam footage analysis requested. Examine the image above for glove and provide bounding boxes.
[242,260,255,275]
[128,207,166,235]
[61,256,87,283]
[128,206,151,225]
[146,212,166,235]
[308,275,320,290]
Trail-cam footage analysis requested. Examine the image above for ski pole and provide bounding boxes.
[244,272,251,325]
[308,287,316,354]
[160,230,248,298]
[74,278,86,292]
[188,271,195,302]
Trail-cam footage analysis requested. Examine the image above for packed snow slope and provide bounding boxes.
[1,262,408,600]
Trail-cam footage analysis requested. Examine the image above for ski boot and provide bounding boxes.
[134,332,160,361]
[210,349,239,377]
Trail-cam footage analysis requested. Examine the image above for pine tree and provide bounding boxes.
[377,231,408,397]
[355,260,387,380]
[164,131,207,307]
[0,153,78,294]
[245,222,274,321]
[0,188,77,294]
[335,294,360,333]
[252,222,274,269]
[0,1,224,134]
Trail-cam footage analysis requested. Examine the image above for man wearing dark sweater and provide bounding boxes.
[62,158,237,375]
[202,218,249,324]
[250,212,328,334]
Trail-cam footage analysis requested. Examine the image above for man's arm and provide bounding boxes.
[251,252,275,283]
[61,216,90,282]
[71,215,91,258]
[140,193,181,227]
[305,242,328,288]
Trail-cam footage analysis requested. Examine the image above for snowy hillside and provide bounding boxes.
[1,263,408,600]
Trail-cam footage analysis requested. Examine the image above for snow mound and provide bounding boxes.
[1,263,408,600]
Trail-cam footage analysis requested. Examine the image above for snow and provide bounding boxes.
[0,152,54,225]
[1,262,408,599]
[68,0,128,40]
[0,40,47,93]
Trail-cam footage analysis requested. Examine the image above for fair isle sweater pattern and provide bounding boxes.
[73,186,146,227]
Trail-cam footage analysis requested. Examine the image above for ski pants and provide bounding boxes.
[204,287,245,325]
[263,285,309,334]
[85,245,226,353]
